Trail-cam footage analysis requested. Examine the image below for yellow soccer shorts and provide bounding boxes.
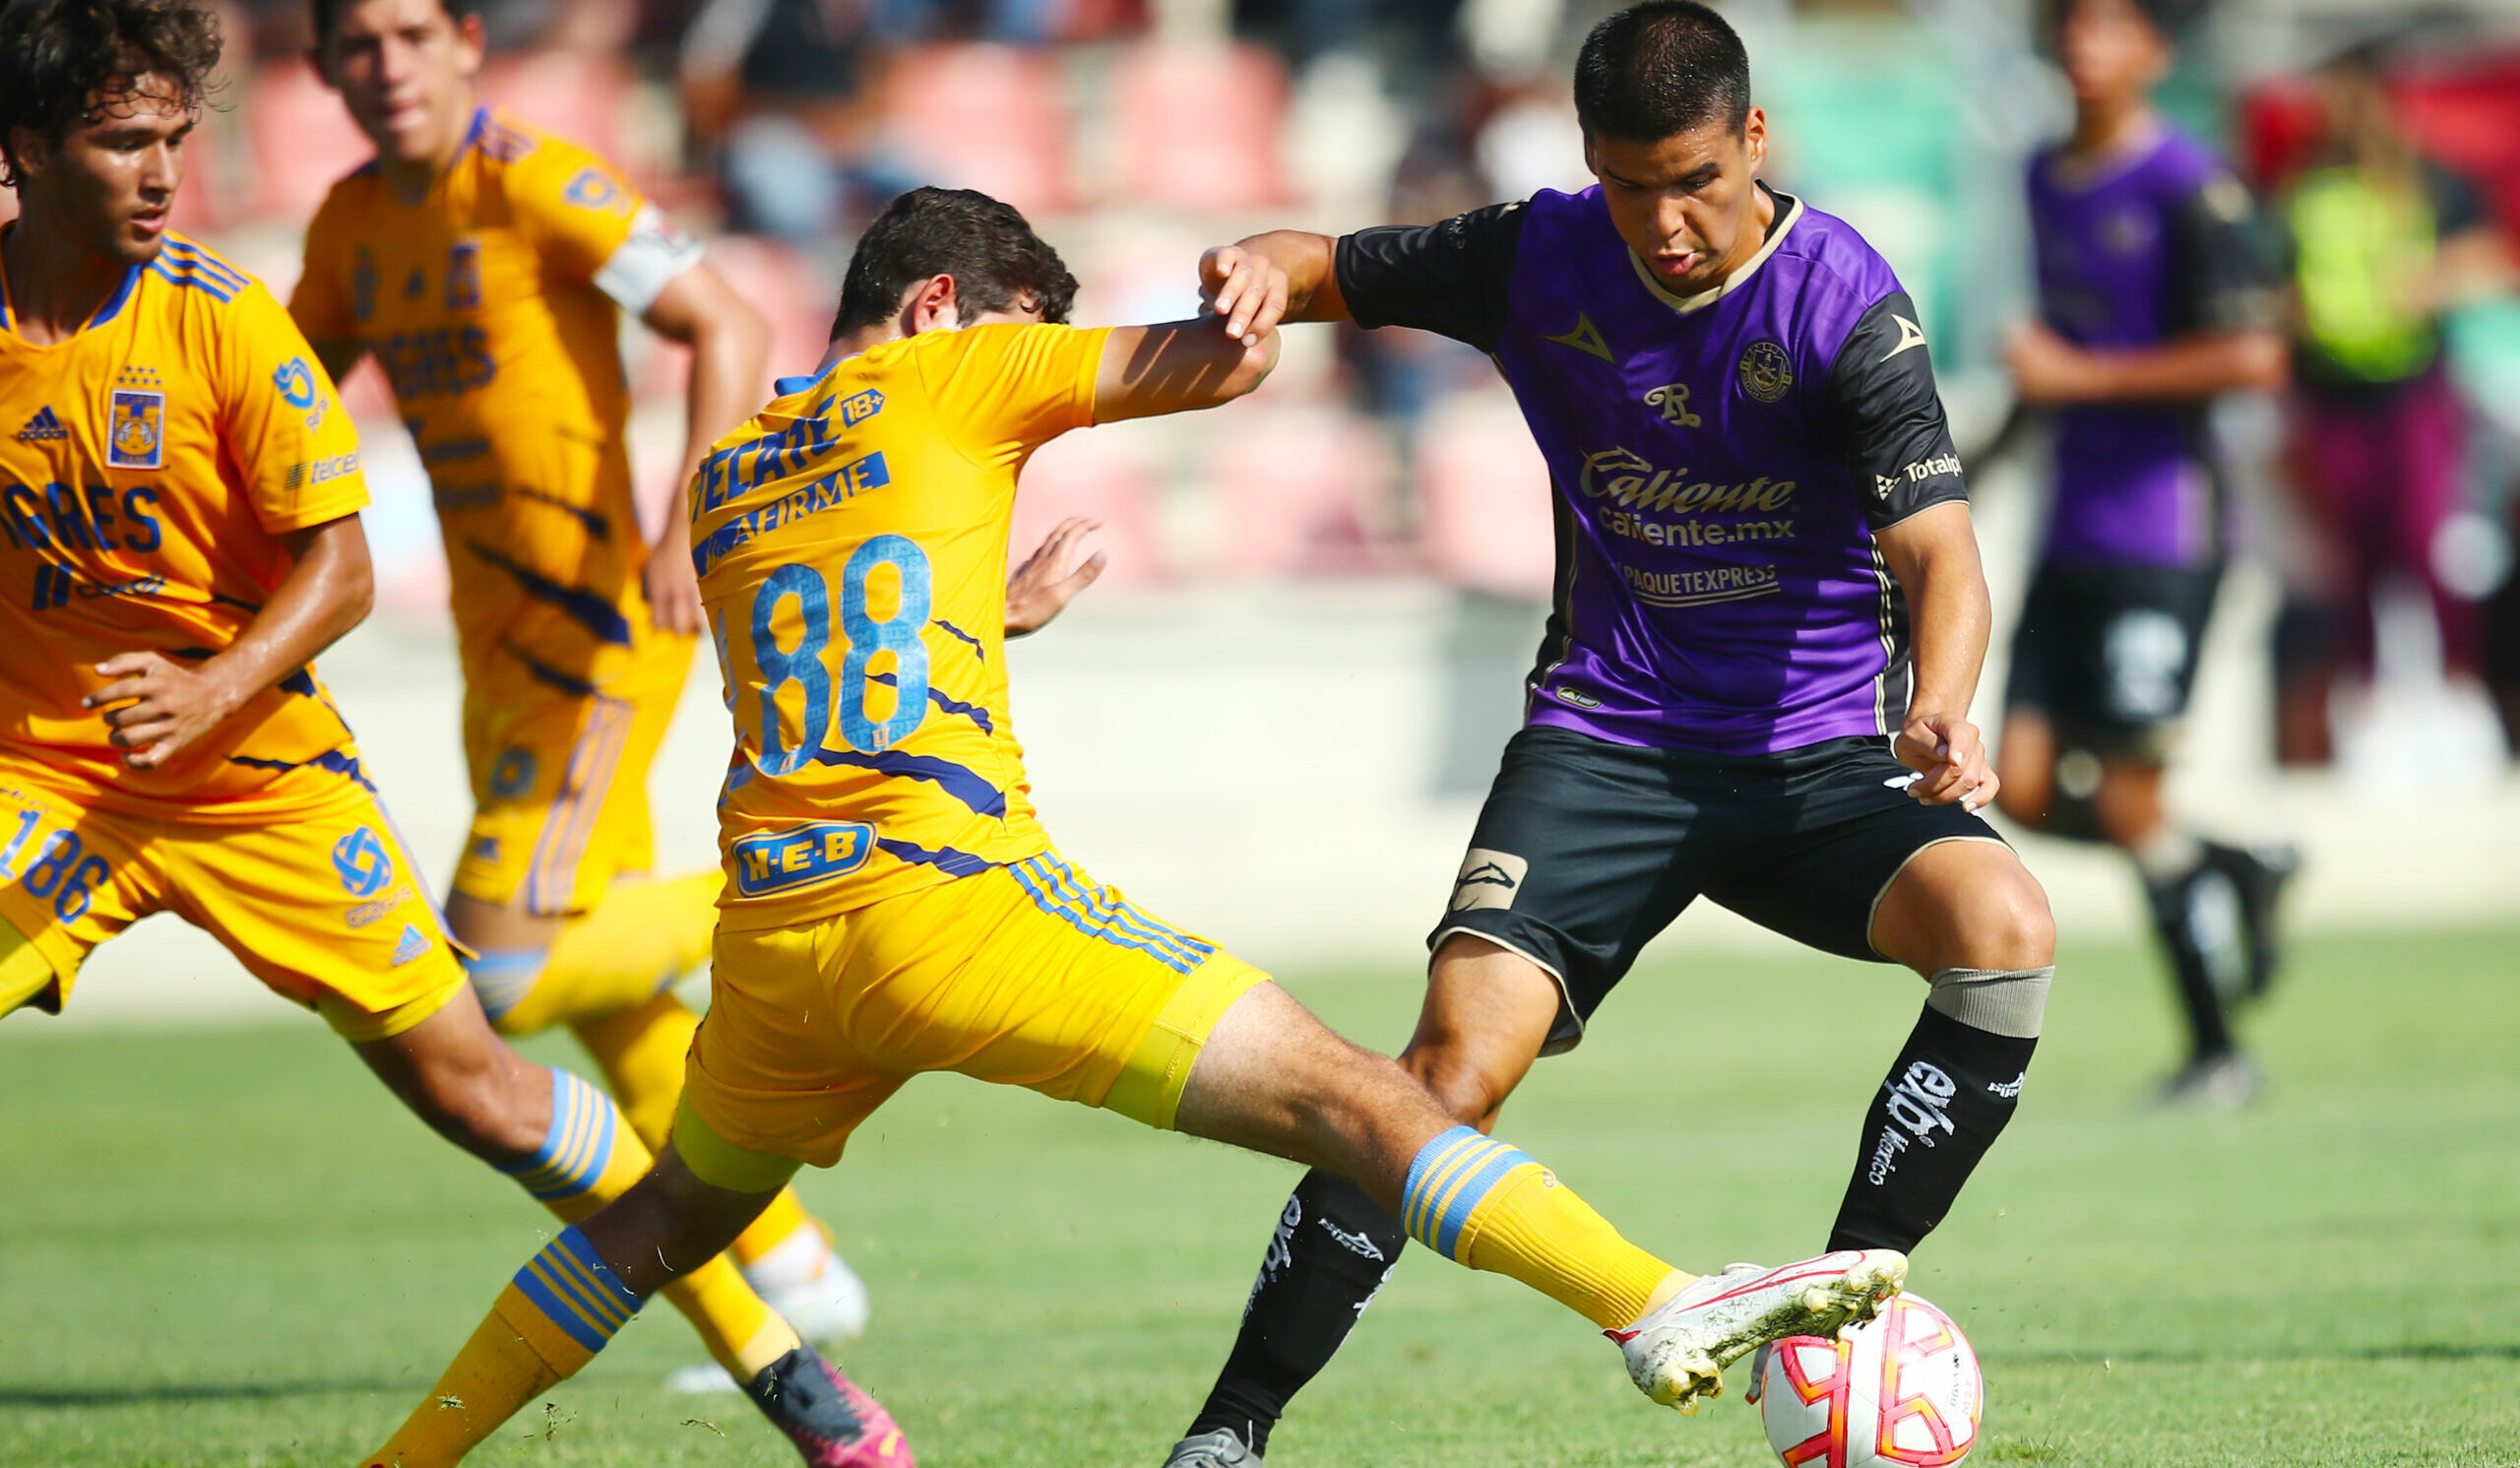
[454,630,695,918]
[672,850,1270,1191]
[0,763,468,1042]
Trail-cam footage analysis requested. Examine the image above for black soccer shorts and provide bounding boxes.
[2005,560,2223,759]
[1426,727,2005,1053]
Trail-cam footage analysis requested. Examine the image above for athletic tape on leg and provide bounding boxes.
[1923,966,2052,1039]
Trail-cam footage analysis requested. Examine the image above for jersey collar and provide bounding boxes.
[0,223,145,344]
[1624,184,1802,318]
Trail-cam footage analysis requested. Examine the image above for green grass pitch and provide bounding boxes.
[3,925,2514,1466]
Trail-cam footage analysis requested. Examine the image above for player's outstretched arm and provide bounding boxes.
[640,265,772,635]
[1200,231,1348,342]
[1875,502,1996,813]
[1005,517,1106,637]
[2005,319,2286,407]
[1094,318,1281,423]
[84,513,375,770]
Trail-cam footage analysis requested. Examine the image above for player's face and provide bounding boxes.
[319,0,486,167]
[1586,109,1771,293]
[7,77,193,266]
[2054,0,2170,106]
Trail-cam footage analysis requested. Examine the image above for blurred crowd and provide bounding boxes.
[10,0,2517,771]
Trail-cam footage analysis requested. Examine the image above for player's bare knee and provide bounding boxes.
[1956,869,2055,971]
[1399,1042,1508,1126]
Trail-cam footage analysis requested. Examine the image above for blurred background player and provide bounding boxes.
[0,4,911,1461]
[288,0,884,1358]
[1165,7,2058,1463]
[1992,0,2297,1109]
[2267,38,2519,765]
[359,183,1910,1468]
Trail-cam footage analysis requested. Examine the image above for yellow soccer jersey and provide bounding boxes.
[695,322,1111,927]
[0,229,371,821]
[292,107,702,687]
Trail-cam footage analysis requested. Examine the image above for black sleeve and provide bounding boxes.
[2425,160,2492,239]
[1824,292,1967,532]
[2166,168,2284,334]
[1332,201,1527,351]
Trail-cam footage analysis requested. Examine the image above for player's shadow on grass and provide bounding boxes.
[0,1377,418,1407]
[1998,1343,2520,1365]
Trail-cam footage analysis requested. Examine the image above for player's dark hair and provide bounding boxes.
[828,187,1079,339]
[2033,0,2205,56]
[1573,0,1753,144]
[0,0,222,188]
[309,0,478,41]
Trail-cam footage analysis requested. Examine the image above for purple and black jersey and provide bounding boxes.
[2027,126,2278,569]
[1337,185,1966,757]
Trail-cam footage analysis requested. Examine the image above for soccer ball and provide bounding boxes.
[1756,1292,1982,1467]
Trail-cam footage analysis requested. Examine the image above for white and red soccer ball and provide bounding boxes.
[1757,1293,1983,1468]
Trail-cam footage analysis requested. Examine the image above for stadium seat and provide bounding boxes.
[1109,39,1292,213]
[880,43,1076,219]
[244,58,376,226]
[1008,431,1166,588]
[1202,403,1396,578]
[1413,387,1557,599]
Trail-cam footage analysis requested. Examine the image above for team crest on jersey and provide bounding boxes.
[445,239,482,310]
[1736,340,1794,404]
[352,245,378,321]
[1643,383,1702,427]
[106,390,165,469]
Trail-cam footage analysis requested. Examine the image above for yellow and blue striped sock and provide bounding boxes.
[361,1226,637,1468]
[1400,1125,1685,1330]
[489,1066,800,1380]
[494,1067,646,1217]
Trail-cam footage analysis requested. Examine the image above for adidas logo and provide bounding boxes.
[390,923,434,966]
[16,407,68,442]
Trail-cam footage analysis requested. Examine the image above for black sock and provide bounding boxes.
[1827,1005,2038,1253]
[2143,858,2240,1059]
[1185,1170,1406,1454]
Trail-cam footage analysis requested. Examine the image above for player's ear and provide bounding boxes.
[1741,107,1767,173]
[452,8,488,78]
[903,274,960,335]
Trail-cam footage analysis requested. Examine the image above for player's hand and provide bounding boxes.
[642,538,705,637]
[84,651,246,769]
[1005,517,1106,638]
[2004,321,2095,407]
[1198,244,1291,347]
[1894,711,1998,814]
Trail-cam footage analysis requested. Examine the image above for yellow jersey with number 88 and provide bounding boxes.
[693,322,1109,929]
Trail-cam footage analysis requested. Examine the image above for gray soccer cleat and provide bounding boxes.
[2154,1050,2262,1111]
[1161,1429,1262,1467]
[1608,1249,1907,1413]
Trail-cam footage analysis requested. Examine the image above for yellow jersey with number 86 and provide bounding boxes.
[693,322,1110,929]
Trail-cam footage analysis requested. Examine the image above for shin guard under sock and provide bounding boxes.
[1188,1170,1406,1454]
[1827,1005,2038,1253]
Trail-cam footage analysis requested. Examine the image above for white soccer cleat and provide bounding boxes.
[746,1224,873,1349]
[1607,1250,1907,1414]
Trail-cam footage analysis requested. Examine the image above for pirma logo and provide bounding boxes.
[332,826,395,897]
[1447,848,1529,913]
